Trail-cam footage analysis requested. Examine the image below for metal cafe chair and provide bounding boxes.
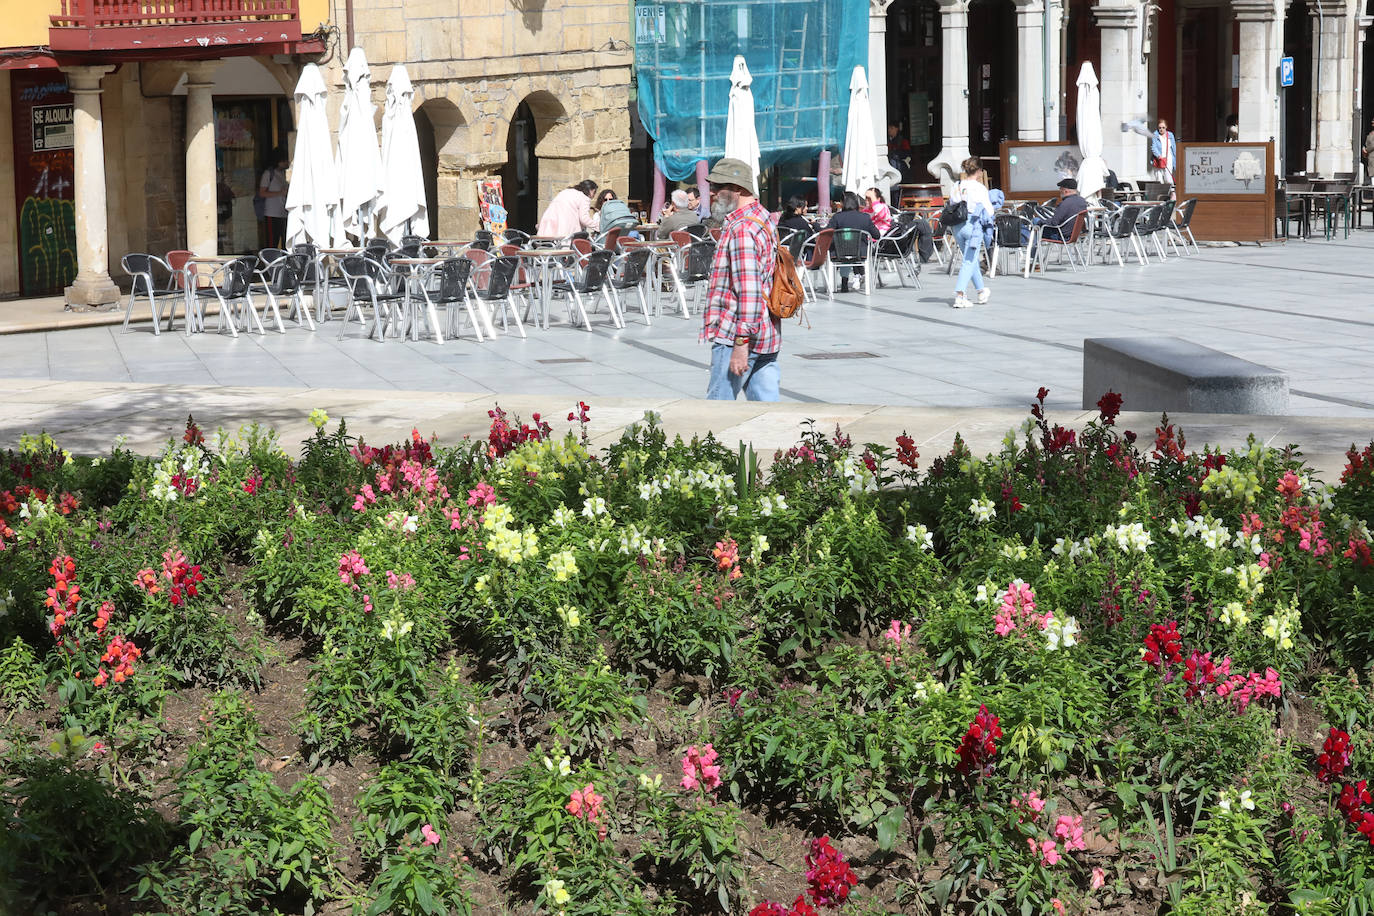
[608,246,654,326]
[472,255,528,338]
[120,253,182,335]
[552,249,622,329]
[337,255,401,341]
[420,256,486,342]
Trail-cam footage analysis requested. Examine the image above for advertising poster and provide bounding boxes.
[478,177,507,237]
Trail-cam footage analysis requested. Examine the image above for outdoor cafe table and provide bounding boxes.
[387,257,452,343]
[179,255,246,337]
[630,239,689,318]
[516,248,579,330]
[1286,189,1349,240]
[316,248,364,322]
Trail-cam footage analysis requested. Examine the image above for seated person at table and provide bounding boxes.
[537,179,599,238]
[826,192,878,292]
[655,189,702,239]
[594,189,641,237]
[1024,177,1088,251]
[862,187,894,236]
[777,195,813,237]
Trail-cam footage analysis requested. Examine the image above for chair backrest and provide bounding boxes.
[166,249,194,288]
[1064,210,1087,244]
[291,242,319,259]
[579,250,614,291]
[708,227,723,242]
[670,230,694,249]
[601,227,623,251]
[364,242,390,262]
[270,262,300,296]
[830,228,870,262]
[1110,205,1141,238]
[1134,205,1159,233]
[218,259,252,297]
[466,248,491,270]
[503,228,531,246]
[680,240,716,282]
[397,243,422,259]
[436,257,474,302]
[121,253,160,293]
[468,237,492,252]
[569,231,590,242]
[281,254,310,293]
[993,214,1026,248]
[804,229,833,269]
[1158,199,1176,225]
[474,229,494,243]
[571,237,596,260]
[500,244,522,257]
[484,256,520,299]
[1174,198,1197,228]
[784,229,808,261]
[338,256,371,298]
[615,247,653,285]
[685,223,710,239]
[258,247,287,268]
[401,234,428,247]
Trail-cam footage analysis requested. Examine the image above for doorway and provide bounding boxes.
[502,101,539,233]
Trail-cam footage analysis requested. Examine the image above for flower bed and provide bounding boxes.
[2,393,1374,914]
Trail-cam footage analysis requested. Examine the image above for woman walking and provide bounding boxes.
[1150,120,1177,199]
[951,157,993,309]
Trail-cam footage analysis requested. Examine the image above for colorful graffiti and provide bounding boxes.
[20,196,77,296]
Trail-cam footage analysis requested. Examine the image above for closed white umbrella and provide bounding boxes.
[723,55,760,192]
[378,64,426,244]
[336,47,383,244]
[1075,61,1108,198]
[842,66,901,197]
[285,63,338,249]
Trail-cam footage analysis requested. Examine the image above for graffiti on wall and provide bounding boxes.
[11,71,77,296]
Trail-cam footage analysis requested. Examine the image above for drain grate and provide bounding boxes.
[797,351,882,361]
[537,358,592,365]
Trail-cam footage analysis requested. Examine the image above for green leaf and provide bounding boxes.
[876,805,904,852]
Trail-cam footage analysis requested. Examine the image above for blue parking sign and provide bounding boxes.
[1280,57,1295,88]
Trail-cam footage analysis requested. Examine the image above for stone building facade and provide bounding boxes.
[334,0,633,238]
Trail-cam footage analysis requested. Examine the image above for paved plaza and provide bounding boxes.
[4,233,1374,417]
[1,233,1371,479]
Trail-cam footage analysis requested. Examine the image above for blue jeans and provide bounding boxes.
[707,343,780,401]
[954,222,984,294]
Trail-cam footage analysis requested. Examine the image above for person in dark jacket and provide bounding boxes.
[777,195,812,236]
[826,192,877,292]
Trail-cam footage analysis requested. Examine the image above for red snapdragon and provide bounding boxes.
[955,705,1002,777]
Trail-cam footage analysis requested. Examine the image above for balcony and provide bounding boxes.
[49,0,303,53]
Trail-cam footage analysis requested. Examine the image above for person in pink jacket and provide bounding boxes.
[536,179,599,237]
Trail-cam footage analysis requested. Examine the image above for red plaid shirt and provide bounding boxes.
[701,200,780,355]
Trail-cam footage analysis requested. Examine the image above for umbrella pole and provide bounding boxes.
[818,151,832,217]
[650,165,666,222]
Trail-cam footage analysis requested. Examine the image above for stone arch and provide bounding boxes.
[415,96,473,239]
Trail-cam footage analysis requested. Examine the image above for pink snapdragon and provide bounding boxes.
[338,550,370,591]
[1029,838,1061,866]
[993,580,1048,637]
[1054,815,1086,852]
[567,783,608,841]
[884,619,912,648]
[1091,867,1107,890]
[467,482,497,508]
[1011,791,1046,822]
[681,744,722,793]
[352,484,377,512]
[1216,667,1283,713]
[385,570,416,591]
[420,823,441,846]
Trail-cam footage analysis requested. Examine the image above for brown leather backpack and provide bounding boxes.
[744,213,806,320]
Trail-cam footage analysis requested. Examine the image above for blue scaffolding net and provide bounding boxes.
[633,0,867,182]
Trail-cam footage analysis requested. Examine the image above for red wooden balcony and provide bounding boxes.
[49,0,302,53]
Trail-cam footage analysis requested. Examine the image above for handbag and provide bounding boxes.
[939,199,967,227]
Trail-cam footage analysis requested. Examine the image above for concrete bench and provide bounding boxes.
[1082,337,1289,415]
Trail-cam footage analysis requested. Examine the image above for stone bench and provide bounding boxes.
[1082,337,1289,415]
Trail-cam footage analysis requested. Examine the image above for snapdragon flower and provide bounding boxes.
[905,523,934,550]
[969,497,996,523]
[1044,615,1081,651]
[1103,522,1153,553]
[547,550,578,582]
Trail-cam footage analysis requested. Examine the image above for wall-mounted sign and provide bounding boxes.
[31,103,74,152]
[1181,145,1268,194]
[635,4,665,44]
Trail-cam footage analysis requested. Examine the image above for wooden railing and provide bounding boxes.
[50,0,298,29]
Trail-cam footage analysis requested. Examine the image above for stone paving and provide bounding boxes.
[1,231,1371,478]
[3,232,1374,418]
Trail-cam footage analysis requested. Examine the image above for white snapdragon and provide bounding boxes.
[1051,536,1096,561]
[969,497,996,523]
[905,523,934,551]
[551,504,575,528]
[749,534,770,565]
[1103,522,1153,553]
[839,456,878,494]
[1044,615,1081,651]
[999,542,1029,561]
[380,613,413,641]
[581,496,608,518]
[758,494,788,517]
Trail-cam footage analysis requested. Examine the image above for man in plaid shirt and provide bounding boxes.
[701,157,781,401]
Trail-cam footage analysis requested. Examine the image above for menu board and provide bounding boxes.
[1000,142,1082,196]
[1180,145,1269,195]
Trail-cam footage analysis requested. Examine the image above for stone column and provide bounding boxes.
[1093,1,1145,180]
[869,0,896,158]
[1015,0,1047,140]
[1232,0,1280,148]
[60,65,119,307]
[1311,0,1357,176]
[184,62,220,257]
[927,0,971,192]
[1045,0,1064,138]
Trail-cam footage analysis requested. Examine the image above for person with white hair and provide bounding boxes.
[655,188,703,239]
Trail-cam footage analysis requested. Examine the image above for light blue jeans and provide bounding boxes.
[954,221,985,294]
[706,342,780,401]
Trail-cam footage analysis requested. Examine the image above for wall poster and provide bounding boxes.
[11,70,76,297]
